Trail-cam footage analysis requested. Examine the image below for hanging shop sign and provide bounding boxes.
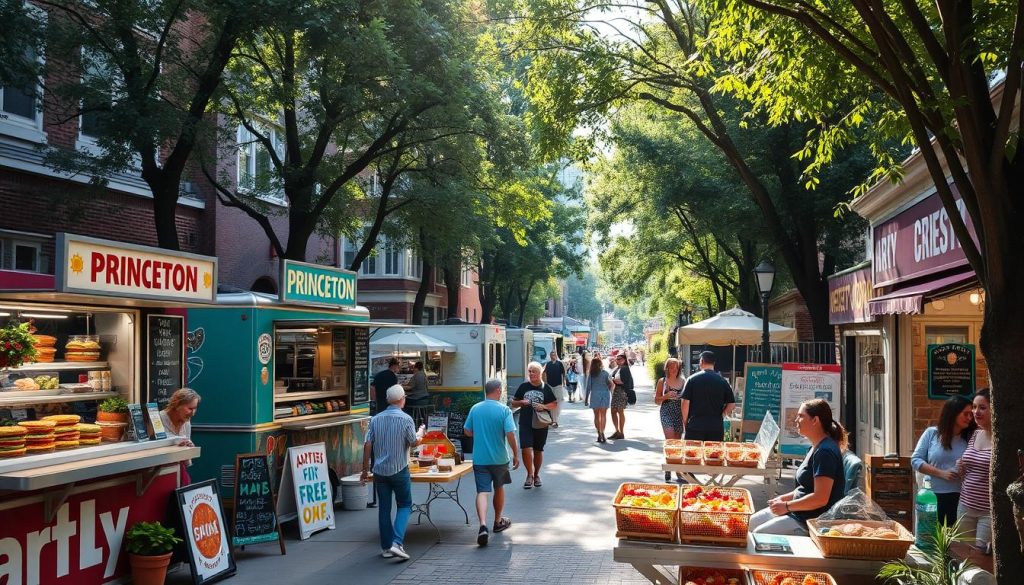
[55,233,217,302]
[779,363,842,457]
[740,363,782,442]
[276,443,335,540]
[871,187,978,288]
[279,260,357,308]
[828,266,874,324]
[176,480,236,584]
[928,343,976,399]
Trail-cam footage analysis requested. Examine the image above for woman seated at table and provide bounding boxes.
[748,398,847,535]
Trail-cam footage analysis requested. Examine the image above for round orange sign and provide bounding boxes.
[190,502,222,559]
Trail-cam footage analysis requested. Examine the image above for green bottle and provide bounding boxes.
[915,476,938,550]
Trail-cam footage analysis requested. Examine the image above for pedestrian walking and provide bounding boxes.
[957,388,992,550]
[910,395,976,527]
[543,351,567,405]
[585,356,614,442]
[511,362,558,489]
[463,379,520,546]
[681,351,735,441]
[360,385,422,560]
[655,358,686,481]
[370,357,400,414]
[566,357,580,402]
[609,353,634,439]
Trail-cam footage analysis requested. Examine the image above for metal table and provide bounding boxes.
[409,462,473,541]
[614,536,898,585]
[662,460,783,497]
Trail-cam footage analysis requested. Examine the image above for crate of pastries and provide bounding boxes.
[664,439,683,464]
[725,442,762,468]
[680,566,747,585]
[807,519,913,561]
[748,570,836,585]
[612,482,679,541]
[678,484,752,547]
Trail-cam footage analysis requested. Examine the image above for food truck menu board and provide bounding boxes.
[352,328,370,404]
[147,314,185,409]
[741,363,782,441]
[232,453,285,551]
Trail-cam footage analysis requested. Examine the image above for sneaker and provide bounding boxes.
[388,543,410,560]
[382,549,394,558]
[477,525,489,547]
[664,471,672,482]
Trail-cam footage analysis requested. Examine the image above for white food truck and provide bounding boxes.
[506,328,534,391]
[418,324,508,402]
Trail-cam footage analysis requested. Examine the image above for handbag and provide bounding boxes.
[625,387,637,405]
[532,408,555,429]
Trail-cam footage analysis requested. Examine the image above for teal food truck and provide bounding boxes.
[185,261,373,496]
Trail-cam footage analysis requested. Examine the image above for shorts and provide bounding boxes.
[473,464,512,493]
[519,425,549,452]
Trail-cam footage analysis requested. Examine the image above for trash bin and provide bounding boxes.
[340,474,370,510]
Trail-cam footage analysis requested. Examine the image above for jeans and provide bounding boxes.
[748,508,809,536]
[956,500,992,548]
[374,467,412,550]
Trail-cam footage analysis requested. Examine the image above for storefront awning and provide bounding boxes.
[868,270,977,316]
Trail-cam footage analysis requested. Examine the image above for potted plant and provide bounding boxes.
[877,520,972,584]
[97,396,129,422]
[125,521,181,585]
[0,321,37,369]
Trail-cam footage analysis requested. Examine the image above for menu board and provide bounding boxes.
[928,343,975,399]
[447,411,466,439]
[232,453,285,552]
[779,363,842,457]
[176,479,236,584]
[352,328,370,404]
[126,403,150,442]
[147,314,185,409]
[740,363,782,441]
[146,402,167,439]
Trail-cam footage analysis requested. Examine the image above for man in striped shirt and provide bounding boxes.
[361,385,421,560]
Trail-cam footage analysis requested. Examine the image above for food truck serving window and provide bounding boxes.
[273,325,354,419]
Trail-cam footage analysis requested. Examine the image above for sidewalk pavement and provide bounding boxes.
[169,364,782,584]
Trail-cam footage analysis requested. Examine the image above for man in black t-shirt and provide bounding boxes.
[371,358,400,414]
[542,352,566,404]
[681,351,735,441]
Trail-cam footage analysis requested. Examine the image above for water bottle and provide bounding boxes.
[915,476,938,550]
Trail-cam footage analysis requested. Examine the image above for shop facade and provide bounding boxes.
[843,153,988,456]
[0,233,210,584]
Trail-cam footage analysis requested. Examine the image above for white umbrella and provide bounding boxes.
[676,307,798,381]
[369,329,457,352]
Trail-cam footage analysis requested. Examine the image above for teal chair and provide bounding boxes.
[842,450,863,494]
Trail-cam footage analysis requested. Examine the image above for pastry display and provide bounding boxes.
[44,415,82,449]
[30,334,57,363]
[12,378,40,391]
[65,336,101,362]
[818,522,901,539]
[77,423,102,446]
[19,420,56,454]
[0,425,27,458]
[680,567,745,585]
[751,572,832,585]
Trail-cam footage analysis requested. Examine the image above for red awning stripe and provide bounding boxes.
[868,270,976,316]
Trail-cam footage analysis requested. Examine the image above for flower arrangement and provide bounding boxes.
[0,321,37,369]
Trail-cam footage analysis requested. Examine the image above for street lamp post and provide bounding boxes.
[753,261,776,363]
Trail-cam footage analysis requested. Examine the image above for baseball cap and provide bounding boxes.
[386,385,406,402]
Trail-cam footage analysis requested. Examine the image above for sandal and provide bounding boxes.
[493,517,512,533]
[523,477,533,489]
[533,476,542,487]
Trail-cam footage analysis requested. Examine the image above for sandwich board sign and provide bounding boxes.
[176,479,236,584]
[276,442,335,540]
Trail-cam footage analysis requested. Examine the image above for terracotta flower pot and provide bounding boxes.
[129,552,172,585]
[96,411,129,424]
[97,421,127,442]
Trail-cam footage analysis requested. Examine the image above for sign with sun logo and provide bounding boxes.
[56,233,218,303]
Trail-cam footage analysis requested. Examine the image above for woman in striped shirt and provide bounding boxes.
[956,388,992,550]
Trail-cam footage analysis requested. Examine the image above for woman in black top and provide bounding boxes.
[510,362,558,489]
[609,354,633,440]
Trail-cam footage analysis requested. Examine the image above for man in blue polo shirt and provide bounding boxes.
[464,378,520,547]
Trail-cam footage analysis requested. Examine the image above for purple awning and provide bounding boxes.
[868,270,977,316]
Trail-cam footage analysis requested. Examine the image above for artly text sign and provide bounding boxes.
[928,344,976,399]
[279,260,357,308]
[277,443,335,540]
[779,363,842,457]
[56,233,217,302]
[828,266,874,324]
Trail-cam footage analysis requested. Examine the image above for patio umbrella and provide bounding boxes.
[675,307,798,381]
[369,329,458,353]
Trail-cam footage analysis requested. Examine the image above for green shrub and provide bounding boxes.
[124,521,181,556]
[647,332,669,381]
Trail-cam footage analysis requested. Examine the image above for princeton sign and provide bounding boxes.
[279,260,358,308]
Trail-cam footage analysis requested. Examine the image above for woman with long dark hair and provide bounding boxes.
[957,388,992,549]
[911,395,975,526]
[747,399,847,535]
[585,356,614,443]
[656,358,686,481]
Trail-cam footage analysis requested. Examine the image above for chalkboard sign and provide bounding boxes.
[741,363,782,442]
[352,328,370,404]
[447,412,466,439]
[147,314,184,409]
[232,453,286,553]
[928,343,976,399]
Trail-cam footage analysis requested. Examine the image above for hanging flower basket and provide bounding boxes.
[0,322,37,369]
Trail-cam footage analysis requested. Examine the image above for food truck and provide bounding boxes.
[0,233,206,585]
[184,260,373,497]
[413,323,507,404]
[531,331,564,362]
[506,328,533,391]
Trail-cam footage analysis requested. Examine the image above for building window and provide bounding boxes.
[237,124,285,204]
[79,50,114,142]
[1,44,45,143]
[407,250,422,279]
[461,268,471,288]
[383,246,400,276]
[13,241,40,272]
[436,267,446,285]
[465,308,469,321]
[924,326,969,345]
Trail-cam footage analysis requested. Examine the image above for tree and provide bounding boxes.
[706,1,1024,574]
[502,0,885,342]
[565,269,603,327]
[2,0,266,249]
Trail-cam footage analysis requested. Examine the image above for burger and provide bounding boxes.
[77,423,101,446]
[19,420,57,454]
[0,425,27,458]
[65,338,101,362]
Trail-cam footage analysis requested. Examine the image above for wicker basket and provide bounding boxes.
[680,566,747,584]
[806,519,914,561]
[665,449,684,464]
[749,570,837,585]
[678,485,753,546]
[684,440,703,447]
[665,439,684,447]
[613,483,679,541]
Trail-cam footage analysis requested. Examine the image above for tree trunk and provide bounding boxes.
[443,263,460,321]
[411,265,431,325]
[150,182,181,250]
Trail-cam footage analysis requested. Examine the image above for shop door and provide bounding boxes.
[856,336,886,457]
